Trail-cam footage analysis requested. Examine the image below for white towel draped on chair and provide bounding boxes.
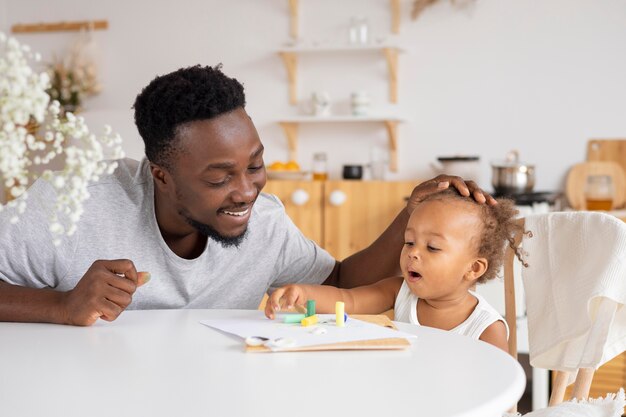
[504,389,625,417]
[522,212,626,372]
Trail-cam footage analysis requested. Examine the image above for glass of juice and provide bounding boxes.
[312,152,328,181]
[585,175,614,211]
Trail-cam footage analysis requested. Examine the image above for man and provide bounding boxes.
[0,65,494,326]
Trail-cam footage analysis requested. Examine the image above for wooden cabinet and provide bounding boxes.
[264,179,418,260]
[262,180,324,245]
[323,180,416,259]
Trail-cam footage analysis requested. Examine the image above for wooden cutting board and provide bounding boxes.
[246,314,411,353]
[565,161,626,210]
[587,139,626,174]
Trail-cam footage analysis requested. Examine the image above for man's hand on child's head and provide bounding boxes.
[406,175,497,214]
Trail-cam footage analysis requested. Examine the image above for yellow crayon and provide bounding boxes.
[301,315,318,327]
[336,301,345,327]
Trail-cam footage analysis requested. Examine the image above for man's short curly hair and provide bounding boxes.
[422,189,521,284]
[132,64,246,169]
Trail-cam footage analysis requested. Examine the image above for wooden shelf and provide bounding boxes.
[279,45,404,104]
[11,20,108,34]
[287,0,402,38]
[279,116,403,123]
[278,116,404,172]
[279,44,405,53]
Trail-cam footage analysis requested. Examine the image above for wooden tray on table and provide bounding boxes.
[246,314,411,353]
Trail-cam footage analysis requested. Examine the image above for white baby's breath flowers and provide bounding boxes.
[0,33,124,245]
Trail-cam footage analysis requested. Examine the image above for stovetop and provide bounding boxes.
[491,191,562,206]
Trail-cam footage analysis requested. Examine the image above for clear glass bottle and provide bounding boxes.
[312,152,328,181]
[357,16,369,44]
[349,17,359,44]
[585,175,614,211]
[349,16,368,44]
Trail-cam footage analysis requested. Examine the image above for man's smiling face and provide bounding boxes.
[165,107,267,246]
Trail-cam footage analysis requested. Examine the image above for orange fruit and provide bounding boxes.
[285,161,300,171]
[269,161,286,171]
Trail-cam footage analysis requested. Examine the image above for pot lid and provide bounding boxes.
[437,156,480,162]
[491,150,534,168]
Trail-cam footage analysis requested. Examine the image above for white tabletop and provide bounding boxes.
[0,309,525,417]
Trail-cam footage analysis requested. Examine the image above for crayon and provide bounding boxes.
[336,301,345,327]
[301,315,318,327]
[282,313,307,324]
[306,299,316,317]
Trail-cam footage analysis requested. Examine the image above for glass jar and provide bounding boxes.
[348,16,368,44]
[351,91,370,116]
[585,175,614,211]
[312,152,328,181]
[369,146,387,180]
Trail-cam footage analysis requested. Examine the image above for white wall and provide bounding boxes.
[2,0,625,191]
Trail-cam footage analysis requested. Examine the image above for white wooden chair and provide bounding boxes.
[503,213,626,416]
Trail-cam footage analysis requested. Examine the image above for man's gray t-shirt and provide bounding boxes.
[0,158,336,309]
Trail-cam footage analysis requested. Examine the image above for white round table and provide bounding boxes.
[0,309,525,417]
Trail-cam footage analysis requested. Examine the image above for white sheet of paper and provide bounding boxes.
[200,311,416,351]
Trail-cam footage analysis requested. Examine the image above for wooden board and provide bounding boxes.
[246,314,411,352]
[565,161,626,210]
[587,139,626,176]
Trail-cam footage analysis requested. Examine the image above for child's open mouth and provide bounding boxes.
[408,270,422,282]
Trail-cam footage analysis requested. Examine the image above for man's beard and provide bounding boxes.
[182,213,248,248]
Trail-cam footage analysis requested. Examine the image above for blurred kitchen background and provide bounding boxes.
[2,0,625,191]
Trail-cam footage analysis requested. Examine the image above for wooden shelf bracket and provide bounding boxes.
[288,0,299,39]
[279,122,299,162]
[383,47,399,103]
[279,52,298,105]
[384,120,399,172]
[391,0,401,34]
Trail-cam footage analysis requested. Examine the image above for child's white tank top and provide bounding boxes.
[393,281,509,340]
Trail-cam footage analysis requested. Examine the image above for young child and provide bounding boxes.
[265,188,520,352]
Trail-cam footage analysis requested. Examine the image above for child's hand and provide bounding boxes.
[265,285,307,319]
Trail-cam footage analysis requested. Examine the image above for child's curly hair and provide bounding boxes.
[421,188,522,284]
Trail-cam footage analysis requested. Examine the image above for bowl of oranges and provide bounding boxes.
[266,160,310,180]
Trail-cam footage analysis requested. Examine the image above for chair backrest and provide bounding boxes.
[503,215,623,412]
[504,218,524,361]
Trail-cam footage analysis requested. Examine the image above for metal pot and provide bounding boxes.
[491,150,535,195]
